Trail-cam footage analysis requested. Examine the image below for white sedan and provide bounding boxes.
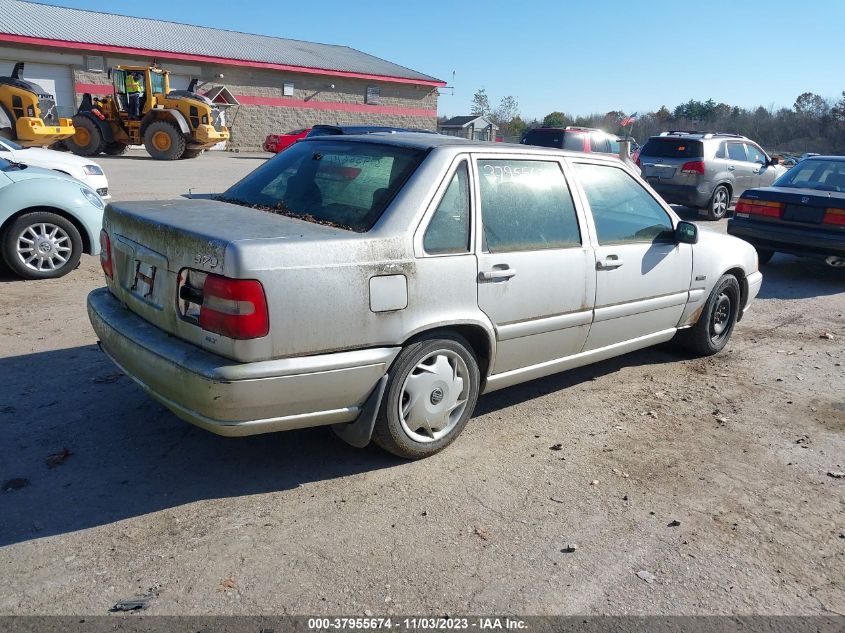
[0,137,110,198]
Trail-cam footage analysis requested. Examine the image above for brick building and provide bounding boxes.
[0,0,443,149]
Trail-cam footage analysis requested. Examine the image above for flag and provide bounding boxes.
[621,113,638,127]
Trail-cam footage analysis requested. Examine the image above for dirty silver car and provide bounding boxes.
[88,134,762,459]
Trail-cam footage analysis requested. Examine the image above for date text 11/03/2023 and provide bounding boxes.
[307,617,528,630]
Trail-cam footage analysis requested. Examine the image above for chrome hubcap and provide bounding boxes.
[713,189,728,215]
[711,293,732,338]
[398,350,469,443]
[16,223,72,272]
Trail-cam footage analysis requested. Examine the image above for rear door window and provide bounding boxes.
[423,161,471,255]
[590,133,611,153]
[563,132,586,151]
[477,159,581,252]
[727,142,748,161]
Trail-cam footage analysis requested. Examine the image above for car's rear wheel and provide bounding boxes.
[706,185,730,220]
[678,274,741,356]
[1,210,83,279]
[371,334,480,459]
[756,248,774,265]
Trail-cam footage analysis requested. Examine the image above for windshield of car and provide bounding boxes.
[641,138,704,158]
[774,159,845,191]
[219,140,428,232]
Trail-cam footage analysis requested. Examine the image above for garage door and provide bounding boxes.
[0,60,74,116]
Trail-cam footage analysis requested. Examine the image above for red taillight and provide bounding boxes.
[736,198,784,218]
[681,160,705,175]
[99,229,113,279]
[199,274,269,340]
[823,208,845,225]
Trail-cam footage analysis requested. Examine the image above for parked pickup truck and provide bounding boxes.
[88,134,763,459]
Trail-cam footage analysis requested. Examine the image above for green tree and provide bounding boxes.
[470,88,491,117]
[794,92,828,118]
[542,111,568,127]
[492,95,520,125]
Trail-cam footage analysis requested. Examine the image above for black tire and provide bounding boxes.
[705,185,730,220]
[180,148,203,159]
[143,120,185,160]
[1,210,83,280]
[104,142,129,156]
[65,115,106,156]
[678,274,741,356]
[756,248,774,266]
[371,334,480,459]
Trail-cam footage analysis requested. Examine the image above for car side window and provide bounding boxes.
[714,142,727,159]
[423,161,471,255]
[590,133,611,153]
[563,132,585,151]
[745,144,766,164]
[727,142,748,162]
[477,159,581,253]
[574,162,674,244]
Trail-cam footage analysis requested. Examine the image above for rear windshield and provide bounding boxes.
[219,140,427,232]
[774,159,845,191]
[521,129,585,151]
[641,138,704,158]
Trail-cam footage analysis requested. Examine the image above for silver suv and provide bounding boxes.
[638,131,786,219]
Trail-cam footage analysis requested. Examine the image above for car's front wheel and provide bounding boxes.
[371,334,480,459]
[706,185,730,220]
[1,210,83,279]
[678,274,741,356]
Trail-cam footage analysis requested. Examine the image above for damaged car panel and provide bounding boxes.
[88,134,762,459]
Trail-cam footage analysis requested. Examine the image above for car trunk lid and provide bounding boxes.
[738,187,845,231]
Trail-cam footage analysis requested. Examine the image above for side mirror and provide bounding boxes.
[675,220,698,245]
[768,156,779,166]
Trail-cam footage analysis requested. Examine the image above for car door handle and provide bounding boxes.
[727,165,735,171]
[478,266,516,281]
[752,168,761,174]
[596,255,624,270]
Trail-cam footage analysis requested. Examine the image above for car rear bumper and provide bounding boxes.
[728,218,845,260]
[87,287,399,437]
[649,182,711,208]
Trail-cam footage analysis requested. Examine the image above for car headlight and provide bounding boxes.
[83,164,104,176]
[81,187,105,209]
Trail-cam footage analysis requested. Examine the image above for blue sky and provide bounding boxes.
[38,0,845,120]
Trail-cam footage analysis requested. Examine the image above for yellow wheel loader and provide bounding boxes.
[66,65,229,160]
[0,62,75,147]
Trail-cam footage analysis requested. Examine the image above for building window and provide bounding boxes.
[366,86,380,104]
[85,55,105,73]
[283,82,294,97]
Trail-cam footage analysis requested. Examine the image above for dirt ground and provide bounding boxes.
[0,151,843,616]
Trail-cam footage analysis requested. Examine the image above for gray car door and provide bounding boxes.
[474,155,595,375]
[726,141,755,196]
[571,159,693,351]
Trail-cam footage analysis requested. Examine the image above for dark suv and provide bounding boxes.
[520,126,621,154]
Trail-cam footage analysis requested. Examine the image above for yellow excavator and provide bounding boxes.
[0,62,75,147]
[65,64,229,159]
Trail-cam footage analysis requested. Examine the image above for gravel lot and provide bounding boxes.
[0,151,843,616]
